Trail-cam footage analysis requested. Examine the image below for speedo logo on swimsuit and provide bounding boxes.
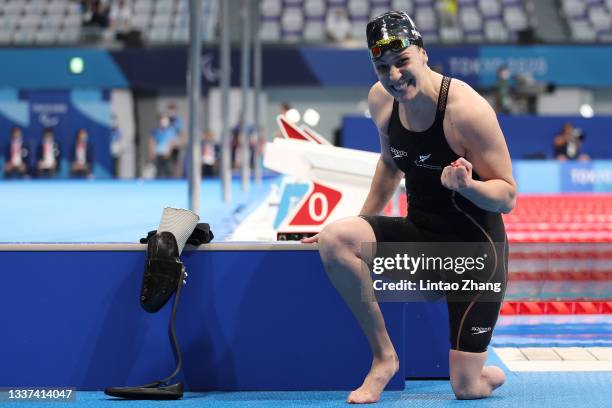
[471,326,492,335]
[414,153,442,170]
[390,146,407,159]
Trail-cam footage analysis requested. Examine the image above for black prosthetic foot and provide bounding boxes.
[105,381,183,400]
[104,231,187,400]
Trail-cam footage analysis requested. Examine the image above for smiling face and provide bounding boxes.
[372,45,428,102]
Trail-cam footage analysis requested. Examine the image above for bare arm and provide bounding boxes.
[443,88,516,213]
[301,83,402,244]
[454,164,516,213]
[360,83,404,215]
[360,150,404,215]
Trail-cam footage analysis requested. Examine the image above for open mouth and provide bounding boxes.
[391,78,416,92]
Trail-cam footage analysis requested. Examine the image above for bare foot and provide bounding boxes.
[482,366,505,391]
[347,353,399,404]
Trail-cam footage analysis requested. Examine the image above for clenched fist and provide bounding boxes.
[441,157,474,192]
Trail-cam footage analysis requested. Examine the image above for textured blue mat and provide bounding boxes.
[3,350,610,407]
[4,372,611,408]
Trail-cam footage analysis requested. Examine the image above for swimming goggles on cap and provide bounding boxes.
[369,36,411,59]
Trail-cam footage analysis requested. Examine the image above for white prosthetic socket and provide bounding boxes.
[157,207,200,254]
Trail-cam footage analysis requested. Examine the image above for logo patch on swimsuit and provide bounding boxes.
[414,153,442,170]
[390,146,407,159]
[471,326,492,335]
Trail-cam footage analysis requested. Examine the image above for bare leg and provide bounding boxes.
[317,217,399,404]
[449,349,506,400]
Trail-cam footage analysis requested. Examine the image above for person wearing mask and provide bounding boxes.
[167,103,186,178]
[149,113,178,178]
[201,129,218,177]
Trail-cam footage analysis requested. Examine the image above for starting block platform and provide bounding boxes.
[0,243,450,391]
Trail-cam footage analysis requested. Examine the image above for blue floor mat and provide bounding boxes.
[4,370,611,408]
[3,349,610,408]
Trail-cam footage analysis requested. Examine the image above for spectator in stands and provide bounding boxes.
[149,113,177,178]
[230,121,242,169]
[109,0,131,33]
[201,129,218,177]
[167,102,186,178]
[110,114,123,178]
[223,122,253,170]
[255,125,268,168]
[438,0,459,27]
[36,128,61,178]
[494,65,513,114]
[3,127,30,179]
[553,122,590,161]
[84,0,110,28]
[70,128,94,178]
[248,124,262,170]
[325,8,351,42]
[229,119,257,170]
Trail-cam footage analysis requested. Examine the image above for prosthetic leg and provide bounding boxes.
[105,208,201,400]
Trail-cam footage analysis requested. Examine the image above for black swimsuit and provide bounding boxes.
[361,77,508,353]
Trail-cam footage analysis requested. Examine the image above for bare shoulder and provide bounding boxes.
[446,79,495,124]
[444,78,514,188]
[368,82,394,133]
[445,78,500,140]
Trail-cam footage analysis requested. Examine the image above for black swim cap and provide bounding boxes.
[366,11,423,56]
